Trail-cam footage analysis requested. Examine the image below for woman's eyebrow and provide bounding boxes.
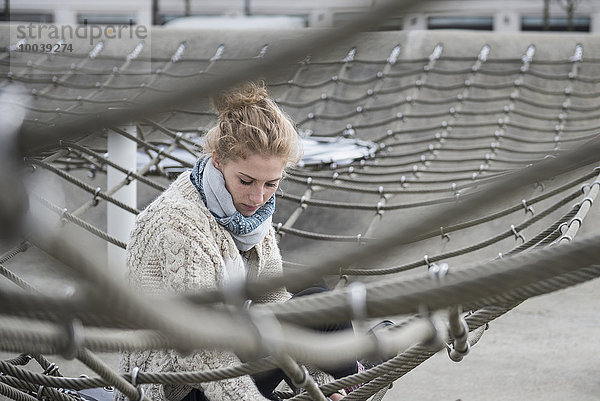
[239,172,282,182]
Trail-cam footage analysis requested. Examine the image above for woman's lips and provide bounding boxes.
[241,204,260,212]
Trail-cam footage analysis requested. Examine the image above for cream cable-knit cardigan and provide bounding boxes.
[116,172,292,401]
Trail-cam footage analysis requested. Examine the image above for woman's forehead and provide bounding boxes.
[228,154,285,180]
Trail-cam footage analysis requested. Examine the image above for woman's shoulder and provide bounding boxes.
[135,172,212,235]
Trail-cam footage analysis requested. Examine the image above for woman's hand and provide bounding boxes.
[328,392,344,400]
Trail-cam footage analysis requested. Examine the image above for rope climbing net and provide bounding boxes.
[1,4,600,400]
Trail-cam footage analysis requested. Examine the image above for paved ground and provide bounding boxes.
[383,276,600,401]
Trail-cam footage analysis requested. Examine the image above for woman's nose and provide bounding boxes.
[249,187,263,204]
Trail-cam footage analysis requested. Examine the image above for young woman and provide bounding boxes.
[117,82,349,401]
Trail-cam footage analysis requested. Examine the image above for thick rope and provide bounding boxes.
[257,232,600,325]
[60,141,167,191]
[31,193,127,249]
[25,158,141,215]
[0,382,37,401]
[76,348,147,401]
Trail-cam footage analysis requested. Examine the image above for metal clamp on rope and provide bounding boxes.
[92,187,102,206]
[447,316,470,363]
[453,318,470,346]
[367,321,388,360]
[88,164,97,179]
[440,226,450,242]
[43,363,59,376]
[356,233,362,244]
[510,224,525,244]
[447,340,471,363]
[428,262,449,281]
[569,216,583,229]
[130,366,145,401]
[37,385,46,401]
[60,208,69,226]
[125,170,134,185]
[580,183,591,195]
[521,199,534,216]
[61,318,83,360]
[560,234,573,242]
[28,160,37,173]
[336,275,349,289]
[558,222,569,234]
[581,196,594,207]
[131,368,139,386]
[300,195,307,210]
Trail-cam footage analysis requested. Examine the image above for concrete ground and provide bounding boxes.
[383,276,600,401]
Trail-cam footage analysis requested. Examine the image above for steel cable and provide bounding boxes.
[25,159,141,215]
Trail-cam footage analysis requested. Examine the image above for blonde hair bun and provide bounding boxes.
[204,81,302,167]
[212,82,269,116]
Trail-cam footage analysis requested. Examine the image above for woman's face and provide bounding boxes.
[213,152,286,217]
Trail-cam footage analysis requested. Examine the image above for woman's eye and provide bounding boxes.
[240,179,252,185]
[266,183,278,188]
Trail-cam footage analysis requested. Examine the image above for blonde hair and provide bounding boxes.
[203,82,302,167]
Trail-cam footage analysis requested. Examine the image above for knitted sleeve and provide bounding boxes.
[158,227,271,401]
[116,225,267,401]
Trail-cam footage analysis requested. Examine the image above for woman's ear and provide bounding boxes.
[212,151,221,170]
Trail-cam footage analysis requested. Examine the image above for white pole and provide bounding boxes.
[107,125,137,276]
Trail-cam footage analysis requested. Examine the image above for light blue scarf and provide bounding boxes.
[190,157,275,251]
